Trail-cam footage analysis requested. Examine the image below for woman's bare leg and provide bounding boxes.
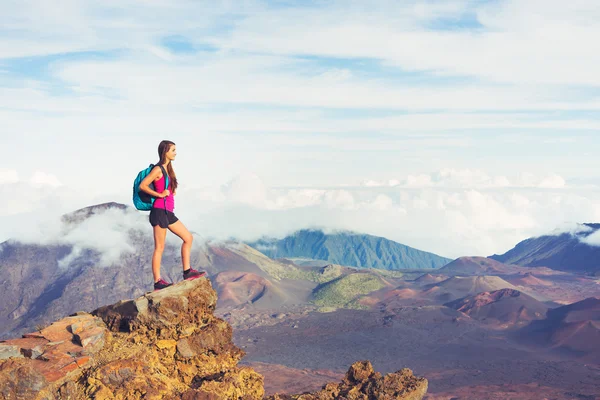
[167,220,193,271]
[152,225,168,282]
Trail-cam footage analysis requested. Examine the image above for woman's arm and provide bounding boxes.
[139,166,170,198]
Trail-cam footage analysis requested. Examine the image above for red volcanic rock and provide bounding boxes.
[0,313,106,385]
[521,297,600,362]
[413,274,449,285]
[386,288,419,300]
[428,276,520,303]
[214,271,277,307]
[509,272,554,287]
[445,289,548,326]
[439,257,513,275]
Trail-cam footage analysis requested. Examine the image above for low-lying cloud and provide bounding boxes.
[2,169,600,265]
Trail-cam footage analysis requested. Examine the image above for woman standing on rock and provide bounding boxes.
[138,140,206,291]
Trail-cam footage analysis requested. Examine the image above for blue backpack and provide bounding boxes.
[132,164,169,211]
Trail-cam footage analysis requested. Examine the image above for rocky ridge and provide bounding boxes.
[0,277,427,399]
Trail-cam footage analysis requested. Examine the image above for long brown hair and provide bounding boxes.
[157,140,178,191]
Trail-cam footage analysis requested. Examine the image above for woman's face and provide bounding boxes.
[166,145,177,160]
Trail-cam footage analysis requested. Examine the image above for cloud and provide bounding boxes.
[0,168,19,184]
[6,206,184,267]
[0,170,88,219]
[579,230,600,247]
[3,167,600,262]
[30,171,62,188]
[549,221,594,237]
[221,172,269,208]
[359,169,569,189]
[169,171,600,259]
[0,169,600,262]
[538,174,566,189]
[2,1,600,198]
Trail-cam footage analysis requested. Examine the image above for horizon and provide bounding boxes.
[3,199,600,265]
[2,0,600,259]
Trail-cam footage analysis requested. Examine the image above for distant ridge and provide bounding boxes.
[61,202,128,224]
[248,229,451,270]
[490,223,600,274]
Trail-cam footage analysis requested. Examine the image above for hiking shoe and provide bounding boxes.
[183,268,206,280]
[153,279,173,291]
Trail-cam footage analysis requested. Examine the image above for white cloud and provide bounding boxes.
[221,172,269,208]
[579,230,600,247]
[538,174,566,189]
[172,171,600,258]
[7,206,177,267]
[0,169,19,184]
[208,0,600,87]
[30,171,62,188]
[549,221,593,236]
[2,168,600,261]
[360,169,570,189]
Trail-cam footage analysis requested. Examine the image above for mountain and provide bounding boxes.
[444,289,548,327]
[518,297,600,362]
[247,229,451,270]
[0,202,323,339]
[423,276,520,303]
[0,278,428,399]
[439,257,520,276]
[311,272,390,310]
[507,272,554,287]
[490,223,600,275]
[1,203,416,339]
[413,273,450,285]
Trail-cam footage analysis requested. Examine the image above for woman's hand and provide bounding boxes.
[160,189,171,198]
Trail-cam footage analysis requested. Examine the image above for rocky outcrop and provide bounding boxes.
[267,360,427,400]
[0,277,428,399]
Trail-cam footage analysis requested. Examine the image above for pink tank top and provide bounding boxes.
[153,174,175,212]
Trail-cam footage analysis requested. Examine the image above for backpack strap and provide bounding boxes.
[158,165,169,214]
[158,165,169,191]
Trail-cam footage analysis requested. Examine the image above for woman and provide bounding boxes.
[139,140,205,291]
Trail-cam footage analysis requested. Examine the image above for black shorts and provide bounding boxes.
[149,208,178,228]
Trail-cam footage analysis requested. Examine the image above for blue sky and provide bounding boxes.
[2,0,600,258]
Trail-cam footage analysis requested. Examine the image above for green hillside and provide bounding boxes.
[312,273,387,310]
[249,229,451,270]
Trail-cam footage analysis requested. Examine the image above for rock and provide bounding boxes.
[74,326,106,350]
[344,360,374,383]
[0,313,107,393]
[92,278,218,340]
[182,367,264,400]
[0,337,48,360]
[85,357,177,399]
[0,359,47,399]
[84,277,256,399]
[266,361,428,400]
[176,319,236,358]
[156,339,177,350]
[0,344,24,360]
[0,277,428,400]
